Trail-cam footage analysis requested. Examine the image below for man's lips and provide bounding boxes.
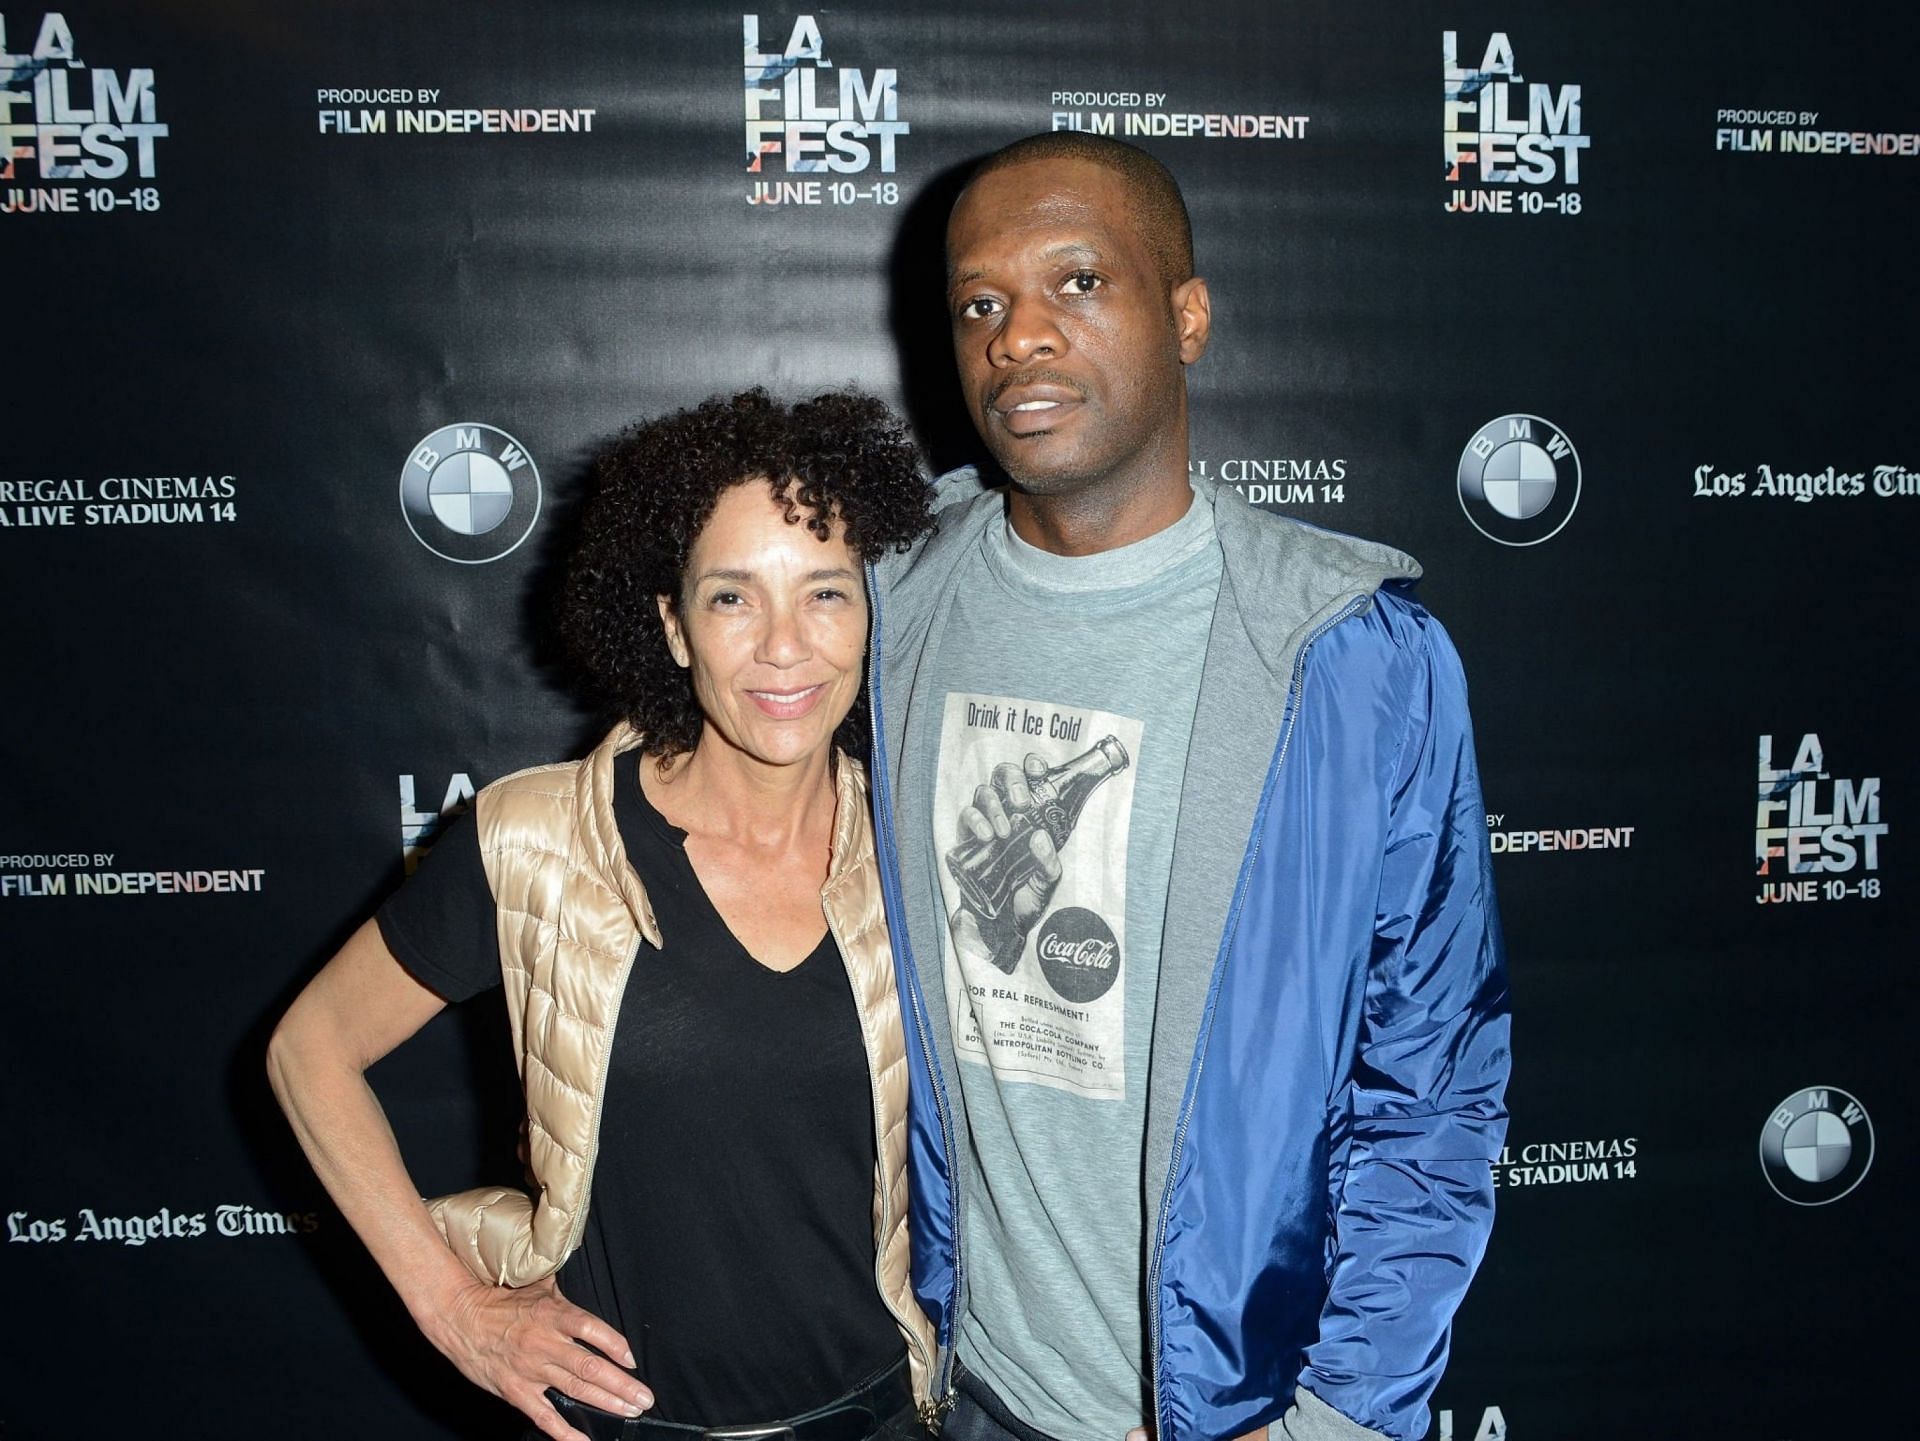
[744,682,827,719]
[989,381,1085,437]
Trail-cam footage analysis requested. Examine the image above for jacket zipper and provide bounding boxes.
[865,563,965,1419]
[1145,596,1366,1439]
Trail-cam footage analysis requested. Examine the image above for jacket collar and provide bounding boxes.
[584,725,665,948]
[1206,473,1421,671]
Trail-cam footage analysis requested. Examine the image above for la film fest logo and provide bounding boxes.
[0,11,167,217]
[1456,414,1580,546]
[743,14,906,208]
[1034,907,1121,1004]
[1754,733,1885,906]
[1436,1407,1507,1441]
[399,424,541,564]
[1759,1087,1873,1205]
[1443,31,1587,216]
[400,770,474,874]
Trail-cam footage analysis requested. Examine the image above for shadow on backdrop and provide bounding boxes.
[888,158,1000,481]
[521,445,625,762]
[234,912,527,1438]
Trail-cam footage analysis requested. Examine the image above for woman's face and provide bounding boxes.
[658,479,868,772]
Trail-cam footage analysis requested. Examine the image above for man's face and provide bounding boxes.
[946,157,1208,497]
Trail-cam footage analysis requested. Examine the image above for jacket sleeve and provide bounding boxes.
[1282,613,1511,1441]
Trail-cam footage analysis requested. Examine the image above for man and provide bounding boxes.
[868,133,1509,1441]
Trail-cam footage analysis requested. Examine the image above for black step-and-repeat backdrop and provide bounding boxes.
[3,3,1912,1437]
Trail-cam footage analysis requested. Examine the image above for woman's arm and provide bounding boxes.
[267,918,654,1440]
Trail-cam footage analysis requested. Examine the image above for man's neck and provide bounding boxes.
[1007,449,1196,556]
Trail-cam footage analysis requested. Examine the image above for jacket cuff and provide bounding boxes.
[1270,1386,1393,1441]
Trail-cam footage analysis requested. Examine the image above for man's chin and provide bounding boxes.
[987,437,1099,494]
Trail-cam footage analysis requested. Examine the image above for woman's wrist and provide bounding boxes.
[393,1227,486,1334]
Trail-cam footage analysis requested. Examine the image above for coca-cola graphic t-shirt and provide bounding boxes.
[916,490,1220,1439]
[935,693,1141,1099]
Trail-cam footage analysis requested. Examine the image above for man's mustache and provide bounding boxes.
[985,370,1089,411]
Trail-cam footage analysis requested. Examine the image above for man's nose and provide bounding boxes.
[991,293,1068,366]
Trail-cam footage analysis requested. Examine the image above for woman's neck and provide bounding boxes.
[642,730,837,853]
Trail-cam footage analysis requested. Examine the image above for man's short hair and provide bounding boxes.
[965,132,1195,288]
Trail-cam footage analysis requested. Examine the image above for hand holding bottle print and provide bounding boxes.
[949,754,1064,972]
[946,738,1130,974]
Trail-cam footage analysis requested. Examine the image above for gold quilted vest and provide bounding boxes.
[426,724,933,1400]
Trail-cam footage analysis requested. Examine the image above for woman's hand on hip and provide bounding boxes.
[420,1274,653,1440]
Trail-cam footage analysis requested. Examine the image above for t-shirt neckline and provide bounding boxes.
[625,755,832,976]
[983,486,1218,603]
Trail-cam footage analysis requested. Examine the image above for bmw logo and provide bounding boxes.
[1457,414,1581,546]
[399,423,542,564]
[1759,1085,1873,1205]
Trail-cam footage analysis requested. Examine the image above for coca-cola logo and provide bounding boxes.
[1035,906,1121,1003]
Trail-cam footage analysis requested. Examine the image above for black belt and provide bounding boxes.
[549,1356,914,1441]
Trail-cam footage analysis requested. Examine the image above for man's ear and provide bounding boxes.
[1173,276,1212,365]
[656,594,690,668]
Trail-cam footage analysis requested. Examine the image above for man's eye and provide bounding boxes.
[709,590,744,607]
[813,587,848,603]
[959,296,1001,320]
[1063,270,1102,295]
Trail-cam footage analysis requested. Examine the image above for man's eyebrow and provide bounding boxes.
[949,244,1107,295]
[1038,243,1104,266]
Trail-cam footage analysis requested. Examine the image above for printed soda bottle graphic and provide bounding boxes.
[947,736,1130,921]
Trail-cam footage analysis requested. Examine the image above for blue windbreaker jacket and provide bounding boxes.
[867,476,1510,1441]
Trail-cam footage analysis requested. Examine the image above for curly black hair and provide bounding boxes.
[560,388,934,761]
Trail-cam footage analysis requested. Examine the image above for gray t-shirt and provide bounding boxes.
[915,492,1222,1437]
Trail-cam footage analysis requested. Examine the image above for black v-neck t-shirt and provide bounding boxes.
[377,760,904,1424]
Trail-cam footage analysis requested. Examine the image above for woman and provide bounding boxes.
[269,389,936,1441]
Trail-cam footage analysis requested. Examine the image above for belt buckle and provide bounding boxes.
[703,1428,796,1441]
